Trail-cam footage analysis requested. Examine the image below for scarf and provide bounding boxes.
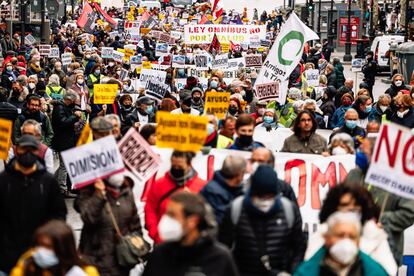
[170,168,196,186]
[30,63,41,73]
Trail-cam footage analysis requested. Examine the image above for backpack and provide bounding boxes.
[230,195,295,229]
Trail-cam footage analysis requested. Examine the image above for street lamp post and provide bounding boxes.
[19,0,25,47]
[369,0,375,43]
[317,0,321,38]
[327,0,334,45]
[404,0,409,42]
[41,0,46,43]
[343,0,352,61]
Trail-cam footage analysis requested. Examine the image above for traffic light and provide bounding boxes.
[308,0,314,12]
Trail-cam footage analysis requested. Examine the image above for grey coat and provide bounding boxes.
[281,133,328,154]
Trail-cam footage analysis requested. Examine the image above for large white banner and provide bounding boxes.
[62,136,125,189]
[365,122,414,200]
[144,148,355,232]
[184,24,266,44]
[255,13,318,103]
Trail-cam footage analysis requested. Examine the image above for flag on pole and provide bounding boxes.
[77,2,95,30]
[208,33,221,55]
[93,3,118,26]
[199,14,209,24]
[230,40,240,52]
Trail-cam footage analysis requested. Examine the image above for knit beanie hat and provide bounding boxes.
[250,165,278,196]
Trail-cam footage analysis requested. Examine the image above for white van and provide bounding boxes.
[370,35,405,72]
[139,1,161,9]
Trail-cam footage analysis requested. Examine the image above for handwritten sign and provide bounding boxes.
[204,92,230,119]
[93,84,119,104]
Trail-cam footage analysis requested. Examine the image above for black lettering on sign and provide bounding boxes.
[254,82,279,101]
[68,149,119,178]
[195,55,208,68]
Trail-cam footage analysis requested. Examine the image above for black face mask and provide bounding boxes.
[12,88,20,95]
[123,104,132,110]
[228,106,238,115]
[193,97,201,102]
[238,134,253,146]
[16,152,37,168]
[170,168,185,179]
[181,106,191,113]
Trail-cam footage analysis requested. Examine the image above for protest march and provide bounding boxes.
[0,0,414,275]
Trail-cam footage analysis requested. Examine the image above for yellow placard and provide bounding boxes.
[128,14,135,21]
[204,92,230,119]
[117,48,125,54]
[156,112,208,152]
[135,66,142,74]
[240,100,247,112]
[221,43,230,53]
[140,28,151,35]
[142,61,152,69]
[76,123,93,146]
[0,118,12,160]
[93,84,118,104]
[124,48,135,57]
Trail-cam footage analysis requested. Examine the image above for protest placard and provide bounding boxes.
[112,50,125,63]
[170,31,182,40]
[212,54,228,69]
[124,48,135,59]
[0,118,12,160]
[62,135,125,189]
[221,43,230,53]
[142,61,152,69]
[305,69,320,87]
[93,84,118,104]
[172,55,186,68]
[159,33,171,43]
[184,25,266,44]
[194,54,209,71]
[351,58,364,72]
[156,112,208,152]
[155,43,168,56]
[228,57,245,69]
[101,47,114,59]
[49,47,60,58]
[25,34,36,45]
[118,128,161,182]
[222,69,237,79]
[150,30,162,39]
[254,82,280,101]
[245,54,263,67]
[145,79,170,102]
[204,92,230,119]
[130,55,142,65]
[61,53,72,66]
[175,78,187,90]
[39,45,51,56]
[365,122,414,200]
[140,69,167,84]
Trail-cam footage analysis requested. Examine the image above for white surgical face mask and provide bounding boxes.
[379,105,388,112]
[252,197,275,213]
[331,146,348,155]
[329,238,358,265]
[77,79,84,85]
[32,247,59,268]
[397,109,409,118]
[28,83,36,89]
[395,80,403,87]
[158,215,183,242]
[107,172,125,187]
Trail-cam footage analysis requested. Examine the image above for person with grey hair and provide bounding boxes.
[46,74,66,100]
[200,155,247,223]
[295,211,388,276]
[105,114,122,141]
[373,94,392,122]
[51,91,83,196]
[328,132,355,155]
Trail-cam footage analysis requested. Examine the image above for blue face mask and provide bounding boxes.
[146,105,154,114]
[207,123,215,135]
[32,247,59,268]
[95,70,100,75]
[210,80,218,89]
[365,105,372,113]
[345,120,357,129]
[263,116,273,124]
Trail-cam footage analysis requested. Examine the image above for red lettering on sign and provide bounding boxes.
[338,163,348,183]
[374,125,402,167]
[311,162,337,209]
[402,136,414,176]
[207,155,215,181]
[285,159,306,207]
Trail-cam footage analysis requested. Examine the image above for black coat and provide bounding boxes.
[385,83,411,99]
[362,59,377,85]
[390,108,414,128]
[0,161,67,273]
[218,194,306,276]
[123,108,155,133]
[51,101,79,152]
[0,101,18,121]
[143,237,239,276]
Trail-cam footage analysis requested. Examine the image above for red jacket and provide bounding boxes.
[144,171,206,243]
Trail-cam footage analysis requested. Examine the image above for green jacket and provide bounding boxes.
[12,112,54,147]
[346,168,414,264]
[294,247,387,276]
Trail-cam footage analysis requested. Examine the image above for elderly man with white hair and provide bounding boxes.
[295,211,388,276]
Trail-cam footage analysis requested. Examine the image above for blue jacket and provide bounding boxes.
[200,171,243,224]
[330,105,351,129]
[294,247,387,276]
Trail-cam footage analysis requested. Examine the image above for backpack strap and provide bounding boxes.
[230,196,244,226]
[280,196,295,229]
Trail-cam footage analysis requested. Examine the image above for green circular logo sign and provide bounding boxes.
[278,31,305,66]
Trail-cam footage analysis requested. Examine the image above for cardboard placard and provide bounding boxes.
[93,84,119,104]
[204,92,230,119]
[254,82,280,101]
[0,118,12,160]
[245,54,263,67]
[145,79,170,102]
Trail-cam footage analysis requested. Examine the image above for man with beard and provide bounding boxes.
[12,95,54,146]
[7,82,25,111]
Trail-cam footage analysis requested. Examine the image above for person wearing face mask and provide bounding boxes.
[385,74,410,99]
[51,61,66,85]
[118,94,134,134]
[208,76,222,91]
[51,92,83,195]
[11,220,99,276]
[124,96,155,132]
[70,73,89,110]
[330,108,366,149]
[200,156,246,224]
[1,61,19,90]
[297,211,388,276]
[13,95,54,146]
[226,97,243,118]
[351,95,376,129]
[327,133,355,155]
[45,74,66,100]
[255,109,285,132]
[251,100,267,125]
[26,58,46,80]
[229,114,264,151]
[219,165,306,275]
[77,172,143,276]
[390,94,414,128]
[171,91,201,115]
[203,114,233,149]
[87,65,103,97]
[330,93,354,129]
[144,192,239,276]
[0,135,67,275]
[27,76,38,94]
[190,87,204,114]
[144,151,207,244]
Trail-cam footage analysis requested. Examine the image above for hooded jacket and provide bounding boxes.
[0,160,67,273]
[51,101,79,152]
